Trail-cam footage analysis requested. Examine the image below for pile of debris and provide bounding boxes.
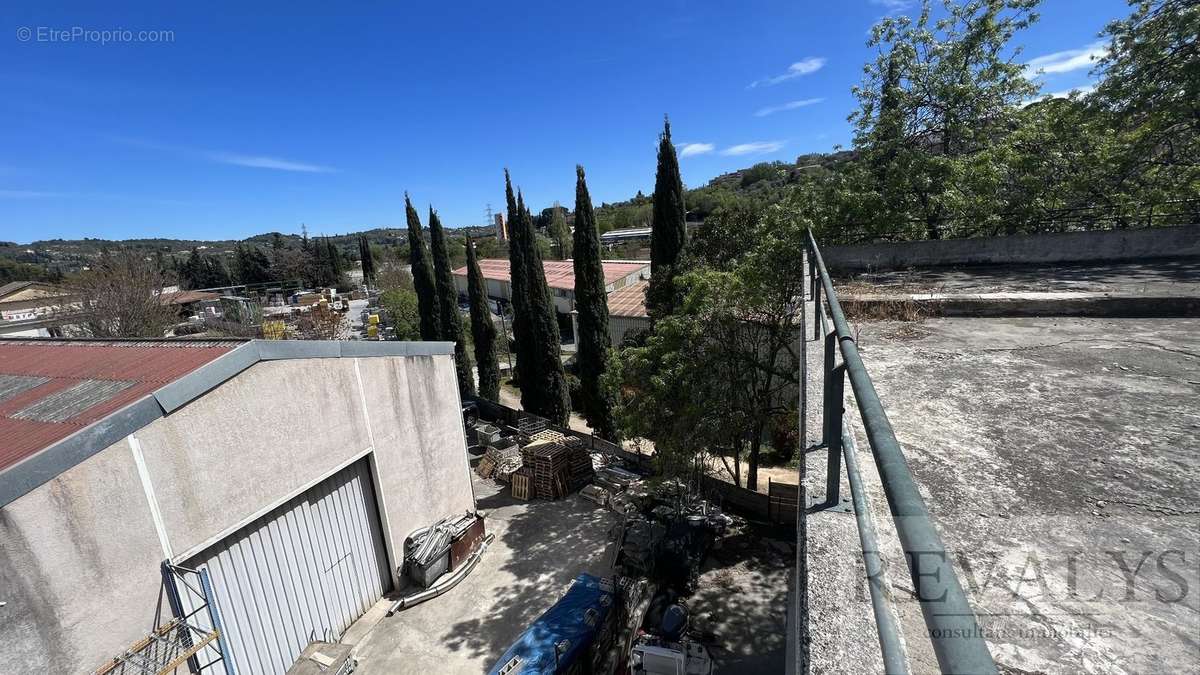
[469,416,600,501]
[404,512,483,588]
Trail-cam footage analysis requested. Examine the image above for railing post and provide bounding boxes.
[821,331,837,447]
[812,274,822,341]
[811,363,845,511]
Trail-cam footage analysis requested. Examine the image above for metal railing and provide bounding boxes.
[799,229,998,674]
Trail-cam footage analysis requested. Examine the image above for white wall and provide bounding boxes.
[0,353,474,673]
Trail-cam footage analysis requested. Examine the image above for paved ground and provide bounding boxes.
[828,316,1200,674]
[352,476,618,674]
[351,470,793,674]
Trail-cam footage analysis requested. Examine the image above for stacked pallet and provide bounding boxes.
[522,441,573,500]
[566,445,595,490]
[512,468,533,500]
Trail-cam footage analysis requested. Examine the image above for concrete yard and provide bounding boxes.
[350,472,793,674]
[824,316,1200,674]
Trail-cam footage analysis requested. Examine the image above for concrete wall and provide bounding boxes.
[0,437,168,673]
[822,224,1200,272]
[0,353,473,673]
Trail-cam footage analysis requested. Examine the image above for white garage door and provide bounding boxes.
[184,458,392,675]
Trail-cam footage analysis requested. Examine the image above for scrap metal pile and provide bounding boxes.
[610,480,731,594]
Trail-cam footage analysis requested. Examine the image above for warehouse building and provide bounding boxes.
[452,259,648,316]
[603,278,652,346]
[0,338,475,674]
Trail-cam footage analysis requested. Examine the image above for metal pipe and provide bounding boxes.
[842,422,910,675]
[386,534,495,615]
[807,230,997,675]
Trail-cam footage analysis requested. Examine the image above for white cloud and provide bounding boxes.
[1025,42,1108,76]
[754,98,825,117]
[721,141,786,157]
[206,152,336,173]
[871,0,914,10]
[111,136,337,173]
[749,57,827,88]
[678,142,715,157]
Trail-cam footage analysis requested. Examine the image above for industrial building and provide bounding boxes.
[451,259,648,316]
[604,278,652,346]
[0,338,476,674]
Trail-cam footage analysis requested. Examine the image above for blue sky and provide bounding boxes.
[2,0,1126,243]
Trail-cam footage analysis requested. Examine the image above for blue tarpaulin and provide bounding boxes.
[487,574,614,675]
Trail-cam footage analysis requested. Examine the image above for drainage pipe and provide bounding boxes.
[386,534,495,615]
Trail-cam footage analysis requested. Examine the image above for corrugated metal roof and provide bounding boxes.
[453,259,648,292]
[0,339,239,473]
[606,279,649,318]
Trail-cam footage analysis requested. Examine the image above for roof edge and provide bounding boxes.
[0,339,455,508]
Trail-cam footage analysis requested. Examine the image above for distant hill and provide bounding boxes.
[1,151,850,276]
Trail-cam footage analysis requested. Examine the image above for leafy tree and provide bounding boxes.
[379,288,421,340]
[405,195,441,341]
[647,116,688,320]
[1088,0,1200,209]
[850,0,1040,239]
[608,202,805,489]
[548,202,572,260]
[429,207,476,397]
[465,237,500,401]
[572,166,618,440]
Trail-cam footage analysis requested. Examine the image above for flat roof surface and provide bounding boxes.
[606,279,649,318]
[453,260,647,292]
[0,339,240,473]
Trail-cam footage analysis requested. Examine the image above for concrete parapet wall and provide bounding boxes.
[823,224,1200,272]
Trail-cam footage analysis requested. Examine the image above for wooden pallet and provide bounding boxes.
[512,472,532,500]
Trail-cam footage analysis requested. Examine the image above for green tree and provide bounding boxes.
[572,166,618,440]
[405,195,441,341]
[1087,0,1200,209]
[511,182,571,424]
[548,202,572,260]
[234,244,273,285]
[180,248,231,290]
[429,207,476,396]
[647,116,688,320]
[851,0,1040,238]
[358,235,377,287]
[504,170,535,401]
[379,288,421,340]
[609,202,805,489]
[465,237,500,401]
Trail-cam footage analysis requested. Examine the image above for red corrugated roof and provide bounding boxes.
[607,279,649,318]
[0,340,240,473]
[453,259,648,292]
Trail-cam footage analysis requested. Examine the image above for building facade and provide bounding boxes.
[0,339,475,674]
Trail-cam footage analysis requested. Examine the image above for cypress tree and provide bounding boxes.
[505,170,537,410]
[359,235,376,287]
[515,190,570,424]
[405,195,441,341]
[429,207,476,397]
[646,115,687,321]
[572,166,618,440]
[465,236,500,401]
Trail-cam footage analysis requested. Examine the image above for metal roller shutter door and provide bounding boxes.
[184,458,392,675]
